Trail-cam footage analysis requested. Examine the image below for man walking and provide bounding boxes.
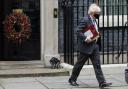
[68,3,112,88]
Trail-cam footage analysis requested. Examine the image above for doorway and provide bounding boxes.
[0,0,41,61]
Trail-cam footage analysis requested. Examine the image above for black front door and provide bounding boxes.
[0,0,41,61]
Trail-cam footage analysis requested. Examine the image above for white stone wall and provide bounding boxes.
[41,0,60,67]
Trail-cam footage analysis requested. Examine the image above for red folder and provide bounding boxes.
[82,25,100,41]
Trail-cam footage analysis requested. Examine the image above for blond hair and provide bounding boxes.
[88,3,101,14]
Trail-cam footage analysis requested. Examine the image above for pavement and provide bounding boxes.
[0,73,127,89]
[0,63,128,89]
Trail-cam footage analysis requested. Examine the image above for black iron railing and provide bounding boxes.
[59,0,128,65]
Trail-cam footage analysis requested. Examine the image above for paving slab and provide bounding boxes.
[1,81,47,89]
[0,77,36,83]
[35,76,70,83]
[0,84,4,89]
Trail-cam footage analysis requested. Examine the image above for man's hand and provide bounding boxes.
[85,37,92,43]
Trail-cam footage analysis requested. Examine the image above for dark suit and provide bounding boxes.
[69,15,106,84]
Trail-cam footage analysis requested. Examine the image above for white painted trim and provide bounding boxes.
[40,0,45,65]
[42,0,60,67]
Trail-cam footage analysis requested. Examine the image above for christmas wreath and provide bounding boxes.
[4,11,31,43]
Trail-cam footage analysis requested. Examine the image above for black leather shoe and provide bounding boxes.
[68,79,79,86]
[99,82,112,89]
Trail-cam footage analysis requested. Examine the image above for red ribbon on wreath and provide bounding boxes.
[4,11,31,43]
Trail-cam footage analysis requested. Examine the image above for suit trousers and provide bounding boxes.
[70,44,106,84]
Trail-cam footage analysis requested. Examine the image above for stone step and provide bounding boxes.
[0,61,69,77]
[0,68,69,78]
[0,61,44,70]
[0,61,42,65]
